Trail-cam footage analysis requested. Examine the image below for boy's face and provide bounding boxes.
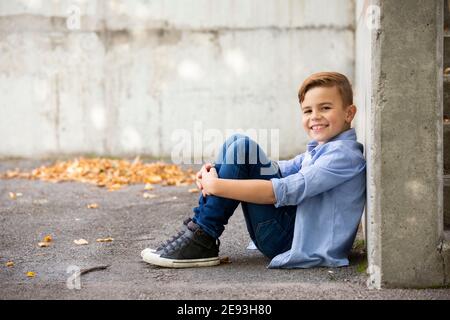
[301,86,356,144]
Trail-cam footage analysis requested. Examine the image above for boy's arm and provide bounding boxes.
[199,167,276,204]
[278,153,305,177]
[271,145,366,207]
[210,154,307,203]
[210,179,276,204]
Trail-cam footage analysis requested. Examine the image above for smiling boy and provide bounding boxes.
[141,72,366,269]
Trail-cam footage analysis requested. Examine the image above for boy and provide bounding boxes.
[141,72,366,269]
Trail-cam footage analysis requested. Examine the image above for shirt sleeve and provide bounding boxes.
[277,153,305,177]
[271,145,366,207]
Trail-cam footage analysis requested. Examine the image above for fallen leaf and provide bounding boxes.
[108,184,122,191]
[445,67,450,75]
[8,192,16,200]
[3,169,19,179]
[33,199,48,205]
[146,176,162,184]
[43,235,52,243]
[143,193,157,199]
[188,188,199,193]
[144,183,154,190]
[74,239,89,245]
[0,158,195,191]
[96,237,114,243]
[87,203,99,209]
[26,271,35,278]
[220,256,231,264]
[38,242,50,247]
[5,261,14,267]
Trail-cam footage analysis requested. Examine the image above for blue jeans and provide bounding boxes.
[192,134,297,259]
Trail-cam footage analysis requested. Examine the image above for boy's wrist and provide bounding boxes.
[209,178,220,195]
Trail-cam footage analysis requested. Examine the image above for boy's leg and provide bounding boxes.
[142,134,296,267]
[193,134,296,259]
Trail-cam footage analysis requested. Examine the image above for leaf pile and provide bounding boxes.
[0,157,195,191]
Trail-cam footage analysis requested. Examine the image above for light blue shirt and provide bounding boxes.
[269,128,366,268]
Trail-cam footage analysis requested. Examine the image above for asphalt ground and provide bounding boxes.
[0,159,449,300]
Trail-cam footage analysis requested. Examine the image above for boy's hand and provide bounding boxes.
[199,166,219,196]
[196,163,214,195]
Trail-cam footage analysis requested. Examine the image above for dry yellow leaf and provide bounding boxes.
[4,169,19,179]
[146,176,162,184]
[6,261,14,267]
[9,192,16,200]
[38,242,50,247]
[108,184,122,191]
[96,237,114,243]
[144,183,154,190]
[0,158,195,191]
[143,193,157,199]
[74,239,89,245]
[43,235,52,243]
[188,188,199,193]
[87,203,99,209]
[26,271,35,278]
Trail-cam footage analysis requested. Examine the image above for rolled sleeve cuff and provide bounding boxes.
[271,178,286,208]
[277,161,287,177]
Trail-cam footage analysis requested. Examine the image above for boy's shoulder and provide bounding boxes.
[316,139,365,163]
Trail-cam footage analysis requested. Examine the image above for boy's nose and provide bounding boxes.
[311,110,322,119]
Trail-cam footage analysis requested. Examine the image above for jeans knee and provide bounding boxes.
[220,134,261,165]
[226,133,248,145]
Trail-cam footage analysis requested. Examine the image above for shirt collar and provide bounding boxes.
[306,128,357,153]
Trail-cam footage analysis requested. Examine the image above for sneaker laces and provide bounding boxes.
[163,233,190,254]
[162,221,201,254]
[163,228,221,255]
[155,217,192,251]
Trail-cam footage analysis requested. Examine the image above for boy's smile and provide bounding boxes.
[301,86,356,144]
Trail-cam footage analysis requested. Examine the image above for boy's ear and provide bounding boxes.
[345,104,357,123]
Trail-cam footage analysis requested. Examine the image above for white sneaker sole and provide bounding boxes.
[141,248,220,268]
[141,248,156,256]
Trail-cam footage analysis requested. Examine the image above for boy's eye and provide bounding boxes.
[303,110,312,114]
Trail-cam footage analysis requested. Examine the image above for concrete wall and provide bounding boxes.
[354,0,375,286]
[0,0,355,160]
[357,0,450,288]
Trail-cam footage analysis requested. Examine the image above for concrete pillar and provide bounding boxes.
[366,0,450,288]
